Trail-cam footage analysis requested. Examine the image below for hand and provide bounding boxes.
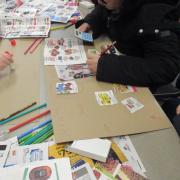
[78,23,91,32]
[87,53,100,74]
[176,104,180,115]
[0,54,13,71]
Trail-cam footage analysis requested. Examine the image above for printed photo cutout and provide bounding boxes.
[121,97,144,113]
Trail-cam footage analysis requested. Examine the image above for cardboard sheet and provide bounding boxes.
[45,37,172,143]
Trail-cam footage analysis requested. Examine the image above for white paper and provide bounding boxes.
[44,38,87,65]
[17,142,49,164]
[113,136,146,174]
[0,158,73,180]
[0,141,11,168]
[55,64,93,81]
[4,136,19,167]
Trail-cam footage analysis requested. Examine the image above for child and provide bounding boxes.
[77,0,180,89]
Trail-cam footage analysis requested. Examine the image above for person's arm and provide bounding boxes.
[96,31,180,87]
[77,5,108,38]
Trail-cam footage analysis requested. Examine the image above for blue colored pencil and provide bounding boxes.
[18,119,52,140]
[0,103,47,125]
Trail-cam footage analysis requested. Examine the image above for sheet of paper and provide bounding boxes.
[44,38,87,65]
[0,141,11,168]
[113,136,146,174]
[17,142,49,164]
[0,158,73,180]
[42,2,77,23]
[72,163,96,180]
[0,16,50,38]
[4,136,19,167]
[55,64,93,81]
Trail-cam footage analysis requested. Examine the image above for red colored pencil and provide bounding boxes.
[29,38,44,54]
[24,38,39,55]
[100,41,116,56]
[8,109,50,133]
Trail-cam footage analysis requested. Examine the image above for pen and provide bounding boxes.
[100,41,116,56]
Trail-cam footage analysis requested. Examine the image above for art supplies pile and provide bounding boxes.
[0,16,50,38]
[0,131,149,180]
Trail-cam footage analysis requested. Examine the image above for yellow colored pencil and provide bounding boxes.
[50,26,65,31]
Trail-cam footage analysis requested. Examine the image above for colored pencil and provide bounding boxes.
[0,103,47,125]
[29,38,44,54]
[19,125,49,145]
[50,25,65,31]
[32,129,53,144]
[0,102,37,122]
[100,41,116,56]
[24,38,39,55]
[18,119,52,139]
[7,109,50,133]
[21,124,53,145]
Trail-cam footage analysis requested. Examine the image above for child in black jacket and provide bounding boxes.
[77,0,180,89]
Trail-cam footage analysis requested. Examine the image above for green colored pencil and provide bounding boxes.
[21,124,53,145]
[32,129,53,144]
[0,103,47,125]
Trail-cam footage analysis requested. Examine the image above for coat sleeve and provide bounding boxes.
[96,31,180,87]
[83,5,108,37]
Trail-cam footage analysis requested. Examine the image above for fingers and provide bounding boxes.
[78,23,91,32]
[0,60,9,70]
[176,104,180,115]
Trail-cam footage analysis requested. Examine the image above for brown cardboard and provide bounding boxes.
[45,37,172,143]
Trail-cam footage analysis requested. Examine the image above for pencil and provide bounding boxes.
[50,25,65,31]
[32,129,53,144]
[0,102,37,122]
[0,103,47,125]
[29,38,44,54]
[24,38,39,55]
[21,124,53,145]
[8,109,50,133]
[18,119,52,139]
[100,41,116,56]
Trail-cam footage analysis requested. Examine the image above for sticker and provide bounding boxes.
[113,84,136,93]
[95,90,118,106]
[56,81,78,94]
[121,97,144,113]
[75,29,93,42]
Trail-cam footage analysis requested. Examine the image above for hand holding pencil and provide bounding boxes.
[87,41,117,74]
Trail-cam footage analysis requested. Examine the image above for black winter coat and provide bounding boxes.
[79,0,180,88]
